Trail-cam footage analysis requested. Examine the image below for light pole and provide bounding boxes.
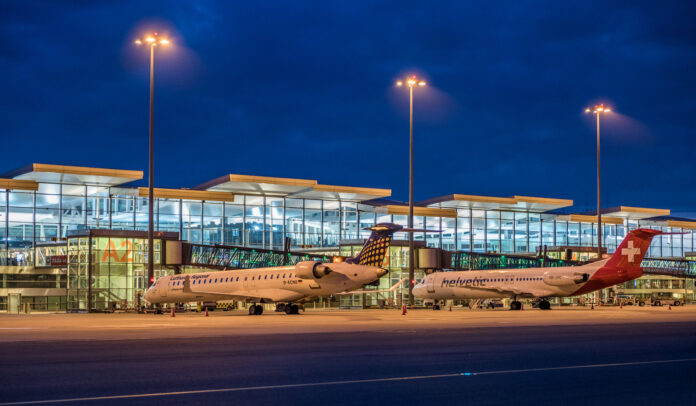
[396,75,426,306]
[585,103,611,258]
[135,33,170,287]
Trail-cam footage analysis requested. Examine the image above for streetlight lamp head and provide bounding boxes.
[585,108,591,113]
[396,81,403,87]
[407,79,416,85]
[159,39,170,45]
[146,37,156,43]
[134,39,142,45]
[418,81,426,87]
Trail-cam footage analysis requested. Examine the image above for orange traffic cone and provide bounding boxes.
[205,306,209,317]
[449,305,452,312]
[171,307,175,317]
[668,304,672,310]
[401,304,407,315]
[620,302,623,309]
[591,304,594,310]
[521,303,524,310]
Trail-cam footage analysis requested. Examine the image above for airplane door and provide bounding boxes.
[427,276,435,293]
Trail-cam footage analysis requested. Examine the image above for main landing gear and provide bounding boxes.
[275,303,300,314]
[248,304,264,315]
[510,301,522,311]
[538,299,551,310]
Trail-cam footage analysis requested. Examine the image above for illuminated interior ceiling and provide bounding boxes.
[1,164,142,186]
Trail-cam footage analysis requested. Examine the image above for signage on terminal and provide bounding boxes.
[48,255,68,267]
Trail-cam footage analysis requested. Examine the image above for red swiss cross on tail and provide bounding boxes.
[572,228,663,296]
[604,228,663,273]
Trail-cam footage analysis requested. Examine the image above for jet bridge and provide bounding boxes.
[448,250,696,279]
[182,243,334,269]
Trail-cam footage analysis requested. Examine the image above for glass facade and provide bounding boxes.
[2,184,696,263]
[1,170,695,311]
[66,233,167,312]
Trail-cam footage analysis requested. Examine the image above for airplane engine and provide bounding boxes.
[543,273,588,286]
[295,261,332,279]
[573,273,590,284]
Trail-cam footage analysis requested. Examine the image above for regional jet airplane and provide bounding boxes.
[145,223,407,315]
[413,228,663,310]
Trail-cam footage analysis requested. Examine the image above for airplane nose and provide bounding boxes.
[412,283,424,297]
[376,268,388,278]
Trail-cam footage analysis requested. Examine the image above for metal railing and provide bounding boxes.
[642,257,696,279]
[450,251,580,271]
[184,243,333,269]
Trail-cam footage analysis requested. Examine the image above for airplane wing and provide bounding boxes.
[186,288,304,303]
[457,284,546,298]
[336,278,407,295]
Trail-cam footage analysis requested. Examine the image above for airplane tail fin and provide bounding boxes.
[346,223,403,267]
[604,228,663,276]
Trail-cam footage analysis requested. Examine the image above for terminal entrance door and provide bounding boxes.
[8,293,21,314]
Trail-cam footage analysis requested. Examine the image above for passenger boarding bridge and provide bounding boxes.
[184,243,333,269]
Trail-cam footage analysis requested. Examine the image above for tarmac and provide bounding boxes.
[1,305,695,405]
[1,304,694,342]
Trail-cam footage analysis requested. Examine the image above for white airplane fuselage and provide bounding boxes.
[145,262,385,305]
[413,260,609,300]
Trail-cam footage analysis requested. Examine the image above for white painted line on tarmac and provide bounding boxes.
[0,328,37,330]
[2,358,695,405]
[470,358,696,376]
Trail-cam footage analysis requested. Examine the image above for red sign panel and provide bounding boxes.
[49,255,68,267]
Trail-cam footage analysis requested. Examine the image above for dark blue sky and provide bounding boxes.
[1,1,694,215]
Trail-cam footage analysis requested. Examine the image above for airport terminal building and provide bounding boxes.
[1,163,694,311]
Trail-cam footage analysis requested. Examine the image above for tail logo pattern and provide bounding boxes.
[359,236,391,267]
[622,241,640,263]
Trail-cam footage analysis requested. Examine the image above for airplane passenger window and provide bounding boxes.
[236,277,239,281]
[252,276,255,280]
[244,277,247,281]
[264,275,267,280]
[270,275,273,279]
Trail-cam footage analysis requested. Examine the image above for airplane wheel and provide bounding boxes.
[284,305,293,315]
[510,301,522,311]
[276,304,286,313]
[290,304,299,314]
[432,304,441,310]
[539,300,551,310]
[249,305,256,315]
[255,305,264,315]
[674,301,681,307]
